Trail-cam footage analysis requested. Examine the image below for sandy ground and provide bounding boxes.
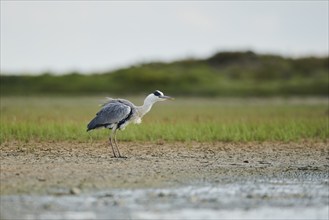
[1,141,328,219]
[1,140,327,194]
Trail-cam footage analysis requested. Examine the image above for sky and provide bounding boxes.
[1,1,328,75]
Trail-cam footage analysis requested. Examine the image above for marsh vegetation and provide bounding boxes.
[1,96,328,144]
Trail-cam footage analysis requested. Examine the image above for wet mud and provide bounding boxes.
[1,141,328,219]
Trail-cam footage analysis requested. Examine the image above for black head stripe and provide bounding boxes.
[153,91,161,96]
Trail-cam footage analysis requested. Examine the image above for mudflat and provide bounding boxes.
[1,141,328,219]
[1,140,328,194]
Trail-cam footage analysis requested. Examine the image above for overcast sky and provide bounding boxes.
[1,1,328,74]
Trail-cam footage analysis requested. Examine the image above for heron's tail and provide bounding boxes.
[87,116,111,132]
[87,117,99,132]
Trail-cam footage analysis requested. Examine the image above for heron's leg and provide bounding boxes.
[113,129,123,158]
[109,130,117,158]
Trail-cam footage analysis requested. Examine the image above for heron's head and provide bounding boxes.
[147,90,174,103]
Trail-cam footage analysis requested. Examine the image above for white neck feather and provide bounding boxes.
[137,95,157,118]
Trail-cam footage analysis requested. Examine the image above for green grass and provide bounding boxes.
[0,96,328,143]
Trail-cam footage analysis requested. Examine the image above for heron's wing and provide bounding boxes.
[87,102,131,131]
[96,102,131,124]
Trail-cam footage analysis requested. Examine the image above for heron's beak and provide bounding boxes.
[160,95,175,100]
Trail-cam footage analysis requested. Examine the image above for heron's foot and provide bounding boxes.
[110,155,127,159]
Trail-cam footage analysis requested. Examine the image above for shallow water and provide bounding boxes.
[1,177,328,220]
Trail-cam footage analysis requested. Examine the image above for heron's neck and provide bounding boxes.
[137,97,155,118]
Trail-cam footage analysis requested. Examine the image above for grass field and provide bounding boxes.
[0,96,328,144]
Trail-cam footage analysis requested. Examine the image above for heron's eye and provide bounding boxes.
[153,91,161,96]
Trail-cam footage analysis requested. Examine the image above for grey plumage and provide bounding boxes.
[87,90,173,158]
[87,99,137,131]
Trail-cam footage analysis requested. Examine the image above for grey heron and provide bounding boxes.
[87,90,174,158]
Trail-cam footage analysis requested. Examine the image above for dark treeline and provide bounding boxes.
[1,51,328,97]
